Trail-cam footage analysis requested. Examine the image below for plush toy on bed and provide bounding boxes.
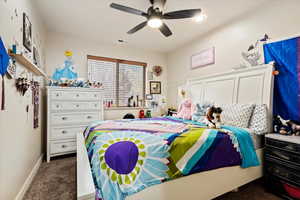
[204,106,223,129]
[192,102,213,122]
[175,99,194,120]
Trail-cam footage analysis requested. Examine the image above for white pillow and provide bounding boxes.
[221,104,255,128]
[249,104,268,135]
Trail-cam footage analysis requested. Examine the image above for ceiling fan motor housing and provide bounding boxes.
[150,0,166,11]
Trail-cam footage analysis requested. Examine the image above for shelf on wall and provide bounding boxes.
[9,53,49,79]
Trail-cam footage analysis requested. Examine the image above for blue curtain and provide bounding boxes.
[264,37,300,121]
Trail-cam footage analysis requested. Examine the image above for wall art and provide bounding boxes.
[150,81,161,94]
[23,13,32,52]
[191,47,215,69]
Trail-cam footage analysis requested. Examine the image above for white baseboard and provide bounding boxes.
[15,154,43,200]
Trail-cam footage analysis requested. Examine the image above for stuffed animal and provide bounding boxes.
[175,99,194,120]
[192,102,212,122]
[204,106,223,129]
[273,115,293,135]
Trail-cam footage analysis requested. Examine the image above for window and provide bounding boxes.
[87,55,146,107]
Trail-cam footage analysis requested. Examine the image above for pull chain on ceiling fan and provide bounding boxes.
[110,0,202,37]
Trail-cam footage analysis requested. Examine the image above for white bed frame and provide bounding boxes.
[77,64,274,200]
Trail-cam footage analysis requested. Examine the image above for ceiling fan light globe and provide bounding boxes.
[194,13,207,23]
[148,18,163,28]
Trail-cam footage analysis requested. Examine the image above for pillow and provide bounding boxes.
[221,104,255,128]
[192,101,213,122]
[249,104,268,135]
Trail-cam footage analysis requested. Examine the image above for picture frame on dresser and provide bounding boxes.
[46,87,103,162]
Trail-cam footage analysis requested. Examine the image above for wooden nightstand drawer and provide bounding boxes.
[266,138,300,154]
[265,148,300,167]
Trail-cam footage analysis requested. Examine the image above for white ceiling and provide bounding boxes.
[33,0,271,53]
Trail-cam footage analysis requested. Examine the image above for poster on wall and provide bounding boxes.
[191,47,215,69]
[23,13,32,52]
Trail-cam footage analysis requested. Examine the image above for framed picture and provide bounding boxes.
[32,46,40,67]
[150,81,161,94]
[145,94,153,100]
[191,47,215,69]
[23,13,32,52]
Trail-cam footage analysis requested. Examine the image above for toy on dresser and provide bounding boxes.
[204,106,223,129]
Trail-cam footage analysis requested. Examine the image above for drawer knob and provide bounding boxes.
[94,104,97,107]
[62,117,68,120]
[94,94,97,97]
[56,94,59,97]
[62,145,67,148]
[76,94,79,97]
[62,130,67,134]
[87,116,92,119]
[56,105,59,108]
[76,105,79,107]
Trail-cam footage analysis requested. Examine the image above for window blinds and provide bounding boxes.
[119,63,144,106]
[87,56,145,107]
[88,59,117,101]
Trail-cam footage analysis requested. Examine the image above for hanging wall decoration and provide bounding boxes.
[32,81,39,128]
[16,77,31,96]
[7,60,17,79]
[23,13,32,52]
[152,65,163,77]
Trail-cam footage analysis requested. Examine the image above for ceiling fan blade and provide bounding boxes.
[163,9,201,19]
[127,21,148,34]
[110,3,148,17]
[159,23,172,37]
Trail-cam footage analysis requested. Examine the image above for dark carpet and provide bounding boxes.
[24,155,282,200]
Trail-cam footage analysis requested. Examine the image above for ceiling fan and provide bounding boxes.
[110,0,202,37]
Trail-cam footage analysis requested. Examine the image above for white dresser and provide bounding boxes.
[47,87,103,162]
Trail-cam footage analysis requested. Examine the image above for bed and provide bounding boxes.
[77,64,274,200]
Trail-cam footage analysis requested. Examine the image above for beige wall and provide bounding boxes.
[166,0,300,107]
[0,0,46,199]
[45,31,168,118]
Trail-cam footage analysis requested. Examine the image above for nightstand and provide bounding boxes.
[264,134,300,199]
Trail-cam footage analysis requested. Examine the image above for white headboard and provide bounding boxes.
[187,64,274,118]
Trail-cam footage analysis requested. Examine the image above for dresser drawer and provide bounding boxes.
[50,141,76,154]
[265,158,300,185]
[51,101,101,111]
[265,148,300,167]
[266,138,300,154]
[50,112,100,125]
[50,90,101,101]
[51,126,87,140]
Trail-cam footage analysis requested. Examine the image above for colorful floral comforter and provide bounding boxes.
[83,117,259,200]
